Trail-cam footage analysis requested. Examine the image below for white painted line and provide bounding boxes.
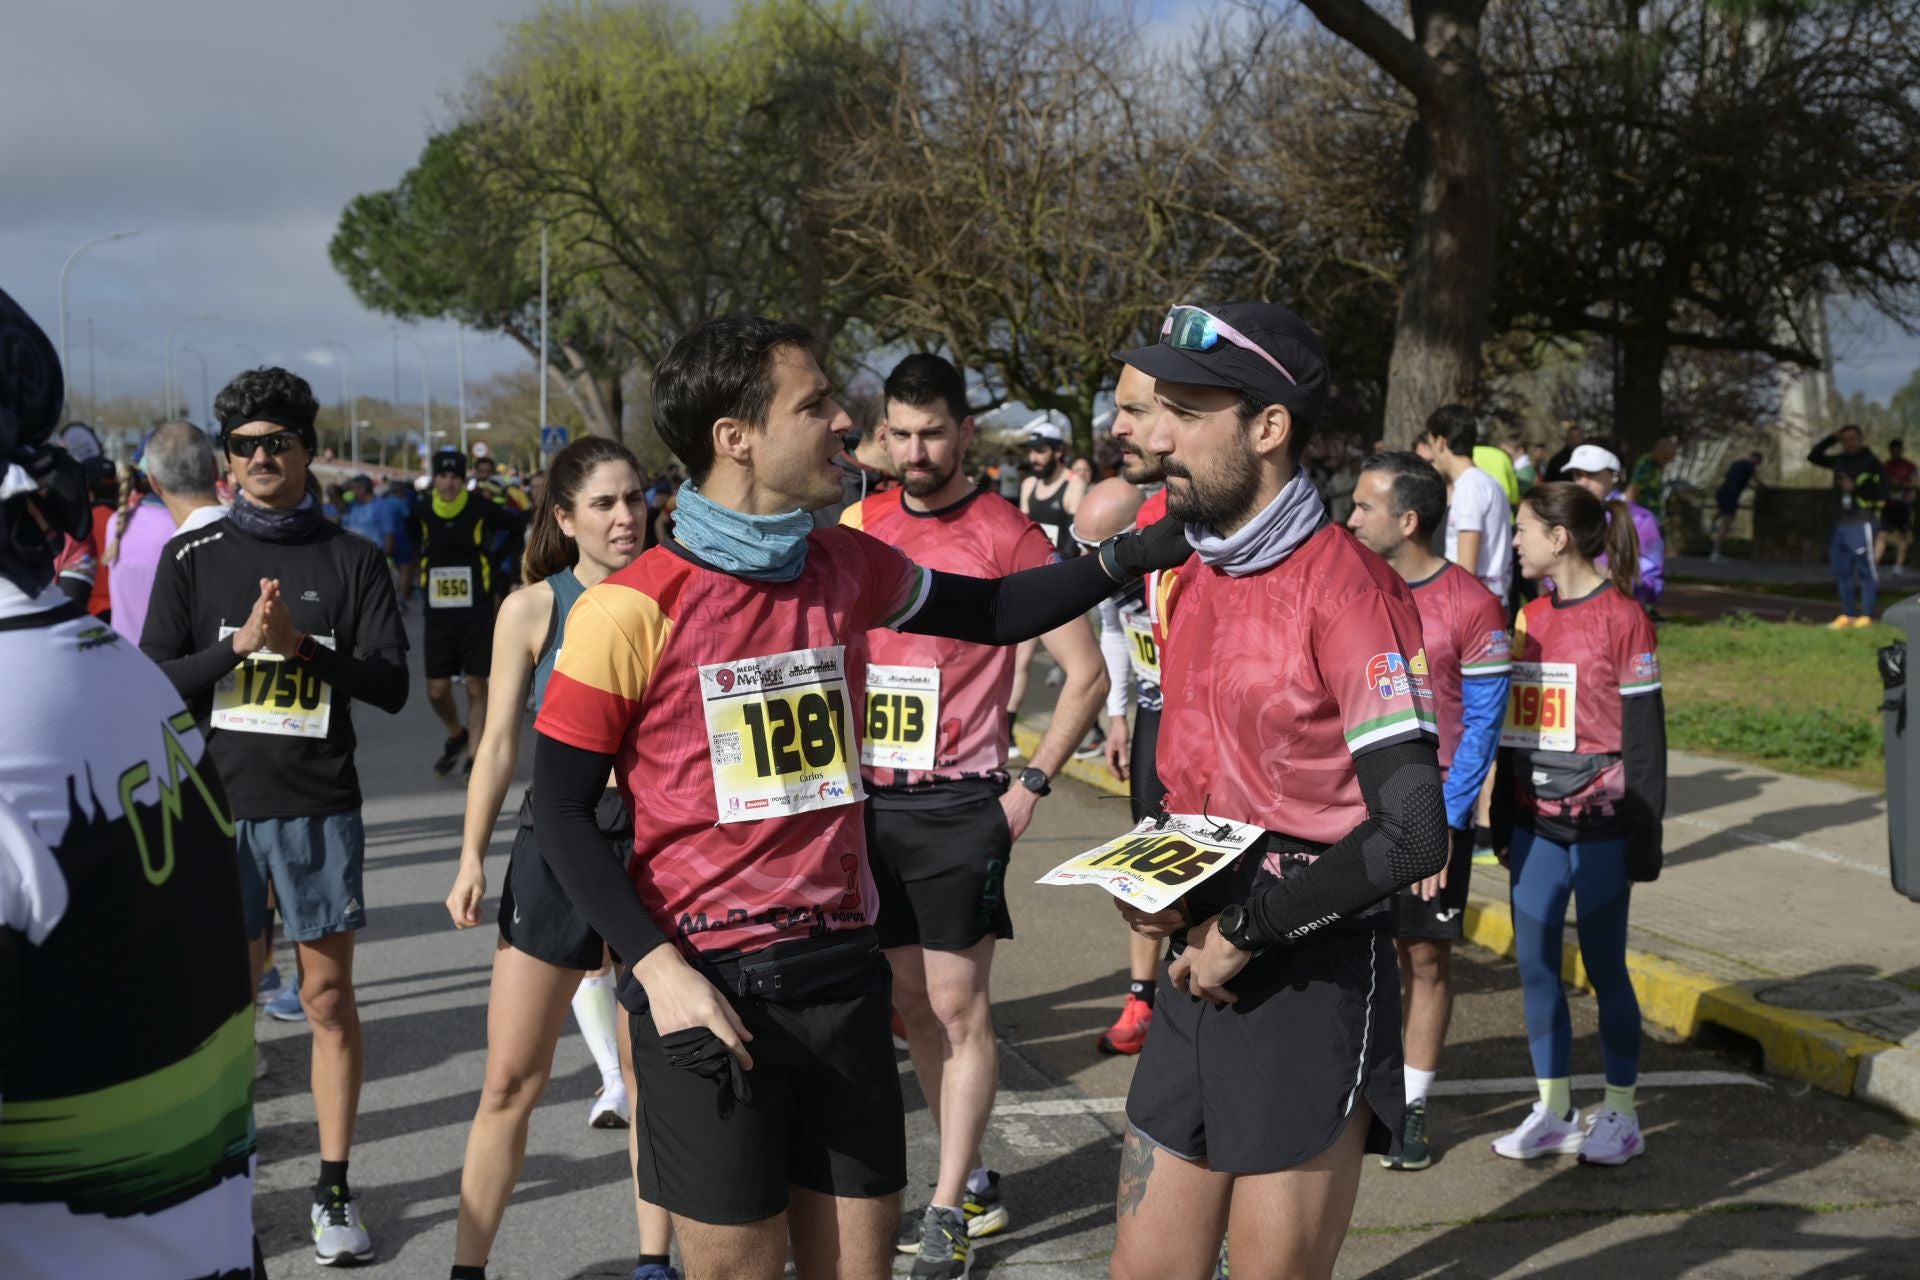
[991,1070,1764,1117]
[1668,812,1882,877]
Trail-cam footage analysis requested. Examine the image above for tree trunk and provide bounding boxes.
[1614,334,1668,467]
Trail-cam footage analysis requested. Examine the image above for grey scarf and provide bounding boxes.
[1187,467,1326,577]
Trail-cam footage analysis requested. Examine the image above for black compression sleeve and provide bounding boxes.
[300,644,408,715]
[1242,739,1448,947]
[902,555,1124,645]
[532,734,669,965]
[1620,690,1668,872]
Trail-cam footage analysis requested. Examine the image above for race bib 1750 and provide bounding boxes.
[1036,814,1265,913]
[1500,660,1578,752]
[861,664,940,771]
[211,630,336,739]
[700,646,862,824]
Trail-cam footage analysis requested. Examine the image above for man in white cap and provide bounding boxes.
[1562,443,1665,610]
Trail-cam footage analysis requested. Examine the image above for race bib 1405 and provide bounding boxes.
[700,646,863,824]
[1037,814,1265,913]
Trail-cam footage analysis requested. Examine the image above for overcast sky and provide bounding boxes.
[3,0,1913,433]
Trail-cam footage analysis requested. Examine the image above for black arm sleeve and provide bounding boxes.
[1620,690,1668,879]
[138,550,244,698]
[533,734,669,965]
[300,645,408,714]
[57,574,89,604]
[904,554,1132,646]
[1243,739,1449,947]
[1807,436,1838,469]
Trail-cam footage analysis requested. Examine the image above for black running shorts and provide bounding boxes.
[865,791,1013,951]
[626,960,907,1223]
[1884,500,1912,534]
[498,788,632,971]
[1129,703,1167,825]
[1391,826,1474,941]
[1126,930,1402,1173]
[424,604,494,680]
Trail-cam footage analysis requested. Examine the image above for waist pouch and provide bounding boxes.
[518,785,634,843]
[696,928,885,1006]
[1514,749,1616,801]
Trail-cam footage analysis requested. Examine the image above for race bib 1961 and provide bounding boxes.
[1036,814,1266,913]
[861,664,940,771]
[428,565,475,608]
[1501,660,1578,752]
[211,629,336,739]
[1118,603,1160,686]
[700,646,862,824]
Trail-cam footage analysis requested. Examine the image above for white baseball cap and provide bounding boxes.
[1024,412,1067,445]
[1565,444,1623,476]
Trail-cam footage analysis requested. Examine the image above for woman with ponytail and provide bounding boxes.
[443,436,678,1280]
[1489,482,1667,1168]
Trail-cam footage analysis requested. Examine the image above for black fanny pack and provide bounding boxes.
[695,928,885,1006]
[1514,749,1617,801]
[518,784,633,842]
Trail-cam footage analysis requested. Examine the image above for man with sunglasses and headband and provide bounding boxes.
[141,367,409,1267]
[1107,303,1447,1280]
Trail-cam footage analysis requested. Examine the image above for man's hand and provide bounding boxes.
[229,579,273,656]
[1103,714,1130,781]
[1413,859,1449,902]
[1112,894,1188,940]
[445,859,486,928]
[1001,784,1041,843]
[260,580,304,655]
[633,945,755,1070]
[1167,916,1251,1004]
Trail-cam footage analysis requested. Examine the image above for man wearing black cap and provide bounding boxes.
[1105,304,1448,1278]
[140,366,409,1266]
[418,447,525,776]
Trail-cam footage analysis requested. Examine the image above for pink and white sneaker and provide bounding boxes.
[1576,1108,1645,1165]
[1491,1101,1584,1160]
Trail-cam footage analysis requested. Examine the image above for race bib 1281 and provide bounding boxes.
[1500,660,1578,752]
[861,664,940,771]
[1036,813,1266,913]
[700,646,863,824]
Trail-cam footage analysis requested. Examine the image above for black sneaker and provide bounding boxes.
[895,1203,927,1255]
[1380,1099,1432,1171]
[433,730,470,777]
[962,1170,1009,1239]
[910,1205,972,1279]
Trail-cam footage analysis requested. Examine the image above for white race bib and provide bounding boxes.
[700,646,862,824]
[1038,522,1062,549]
[211,629,336,739]
[861,665,940,771]
[1118,603,1160,686]
[428,565,475,608]
[1500,661,1578,752]
[1037,814,1265,913]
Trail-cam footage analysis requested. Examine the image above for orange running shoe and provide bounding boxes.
[1097,994,1154,1055]
[891,1009,910,1052]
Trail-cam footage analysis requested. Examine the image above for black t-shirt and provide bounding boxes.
[139,517,409,820]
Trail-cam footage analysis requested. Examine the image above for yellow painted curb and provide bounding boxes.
[1030,721,1903,1103]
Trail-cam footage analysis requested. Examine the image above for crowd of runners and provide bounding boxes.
[0,285,1672,1280]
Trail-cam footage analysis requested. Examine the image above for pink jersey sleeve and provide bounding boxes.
[1614,600,1662,697]
[1458,582,1514,680]
[1003,517,1061,575]
[844,527,933,631]
[1323,588,1439,755]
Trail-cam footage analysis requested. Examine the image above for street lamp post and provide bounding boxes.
[164,313,215,419]
[322,342,358,463]
[59,229,140,407]
[177,346,210,426]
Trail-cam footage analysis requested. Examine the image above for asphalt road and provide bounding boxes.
[250,621,1920,1278]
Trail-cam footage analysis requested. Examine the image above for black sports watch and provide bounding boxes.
[1017,767,1052,797]
[1215,902,1267,955]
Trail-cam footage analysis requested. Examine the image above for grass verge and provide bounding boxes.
[1660,612,1893,790]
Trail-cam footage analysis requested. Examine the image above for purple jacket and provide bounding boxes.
[1603,490,1664,607]
[107,498,176,643]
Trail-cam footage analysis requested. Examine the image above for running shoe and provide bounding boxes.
[910,1205,972,1279]
[1828,615,1855,630]
[1073,728,1105,759]
[265,982,307,1023]
[1576,1108,1645,1165]
[1096,995,1153,1055]
[895,1205,926,1255]
[1852,615,1876,628]
[311,1190,375,1266]
[1472,847,1500,868]
[434,730,470,776]
[631,1266,681,1280]
[963,1171,1009,1239]
[892,1009,910,1052]
[1217,1239,1230,1278]
[1491,1101,1583,1160]
[257,965,282,1001]
[589,1080,631,1130]
[1380,1099,1432,1170]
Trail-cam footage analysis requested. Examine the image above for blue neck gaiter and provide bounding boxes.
[672,480,813,582]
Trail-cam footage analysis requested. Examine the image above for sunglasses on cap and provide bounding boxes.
[223,429,303,458]
[1162,305,1297,386]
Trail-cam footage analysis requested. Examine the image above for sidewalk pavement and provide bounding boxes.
[1668,554,1838,586]
[1027,726,1920,1124]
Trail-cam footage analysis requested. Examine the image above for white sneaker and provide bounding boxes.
[311,1193,375,1266]
[589,1080,631,1129]
[1576,1108,1645,1165]
[1490,1101,1584,1160]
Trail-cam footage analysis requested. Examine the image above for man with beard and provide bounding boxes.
[842,354,1105,1277]
[1107,303,1447,1279]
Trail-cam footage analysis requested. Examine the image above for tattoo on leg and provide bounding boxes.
[1116,1125,1156,1218]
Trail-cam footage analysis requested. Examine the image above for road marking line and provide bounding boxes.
[1668,812,1882,876]
[991,1070,1763,1117]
